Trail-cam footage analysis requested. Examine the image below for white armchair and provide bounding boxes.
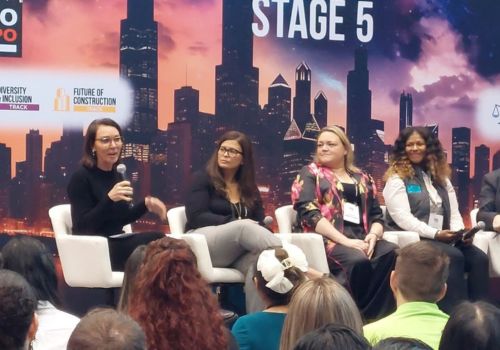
[166,206,244,284]
[274,205,329,273]
[48,204,127,288]
[470,208,500,277]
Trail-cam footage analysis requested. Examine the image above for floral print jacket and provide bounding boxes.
[291,162,384,252]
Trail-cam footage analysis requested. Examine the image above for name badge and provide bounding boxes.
[407,184,422,193]
[428,213,444,230]
[343,202,360,224]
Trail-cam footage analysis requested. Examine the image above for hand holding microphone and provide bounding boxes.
[454,221,485,247]
[108,164,134,203]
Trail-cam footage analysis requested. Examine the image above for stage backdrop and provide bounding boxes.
[0,0,499,235]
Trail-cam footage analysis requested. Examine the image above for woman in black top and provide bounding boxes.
[67,118,166,271]
[185,130,282,313]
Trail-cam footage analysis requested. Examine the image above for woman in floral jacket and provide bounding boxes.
[291,126,397,320]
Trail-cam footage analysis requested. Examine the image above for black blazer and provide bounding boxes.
[477,169,500,231]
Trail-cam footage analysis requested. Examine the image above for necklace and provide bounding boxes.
[233,202,243,220]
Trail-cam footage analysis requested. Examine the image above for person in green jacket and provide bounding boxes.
[364,241,450,350]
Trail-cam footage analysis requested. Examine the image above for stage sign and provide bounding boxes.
[0,0,22,57]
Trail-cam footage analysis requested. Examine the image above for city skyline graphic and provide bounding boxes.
[0,0,499,234]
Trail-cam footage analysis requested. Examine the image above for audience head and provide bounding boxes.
[254,243,308,307]
[293,323,371,350]
[0,269,38,350]
[206,130,258,206]
[1,236,60,306]
[387,126,450,185]
[439,301,500,350]
[280,277,363,350]
[128,237,227,350]
[82,118,123,169]
[67,308,145,350]
[392,241,449,304]
[314,125,359,173]
[118,245,147,313]
[373,337,433,350]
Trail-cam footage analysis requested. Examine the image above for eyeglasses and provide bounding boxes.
[218,146,243,157]
[317,142,339,149]
[96,136,123,146]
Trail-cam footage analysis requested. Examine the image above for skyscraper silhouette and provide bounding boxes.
[215,0,259,134]
[263,74,292,188]
[174,86,199,124]
[493,150,500,170]
[120,0,158,143]
[10,130,43,223]
[0,143,11,218]
[473,144,490,204]
[0,143,11,185]
[452,127,471,214]
[346,48,372,167]
[293,62,312,132]
[314,91,328,129]
[399,91,412,131]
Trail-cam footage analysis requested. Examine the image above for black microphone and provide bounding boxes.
[116,164,133,207]
[461,221,485,241]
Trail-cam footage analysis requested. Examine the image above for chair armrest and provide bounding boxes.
[55,235,122,288]
[473,230,500,277]
[383,231,420,248]
[276,233,330,274]
[174,233,216,281]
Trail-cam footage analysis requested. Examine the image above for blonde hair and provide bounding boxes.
[314,126,360,173]
[279,278,363,350]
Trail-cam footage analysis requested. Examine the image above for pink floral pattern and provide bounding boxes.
[291,162,379,253]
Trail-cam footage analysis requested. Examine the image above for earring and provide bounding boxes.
[92,149,96,158]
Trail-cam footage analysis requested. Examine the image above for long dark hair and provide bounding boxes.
[81,118,123,168]
[0,270,37,350]
[128,237,227,350]
[385,126,450,185]
[206,130,259,207]
[1,236,60,307]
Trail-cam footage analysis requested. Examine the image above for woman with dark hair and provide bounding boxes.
[185,130,282,312]
[383,126,488,312]
[373,337,432,350]
[231,244,308,350]
[128,236,228,350]
[439,301,500,350]
[1,236,79,350]
[67,118,166,271]
[0,270,38,350]
[117,245,147,313]
[292,323,371,350]
[291,126,397,320]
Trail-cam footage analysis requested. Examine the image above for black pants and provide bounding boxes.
[327,239,398,320]
[423,239,489,313]
[108,232,165,271]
